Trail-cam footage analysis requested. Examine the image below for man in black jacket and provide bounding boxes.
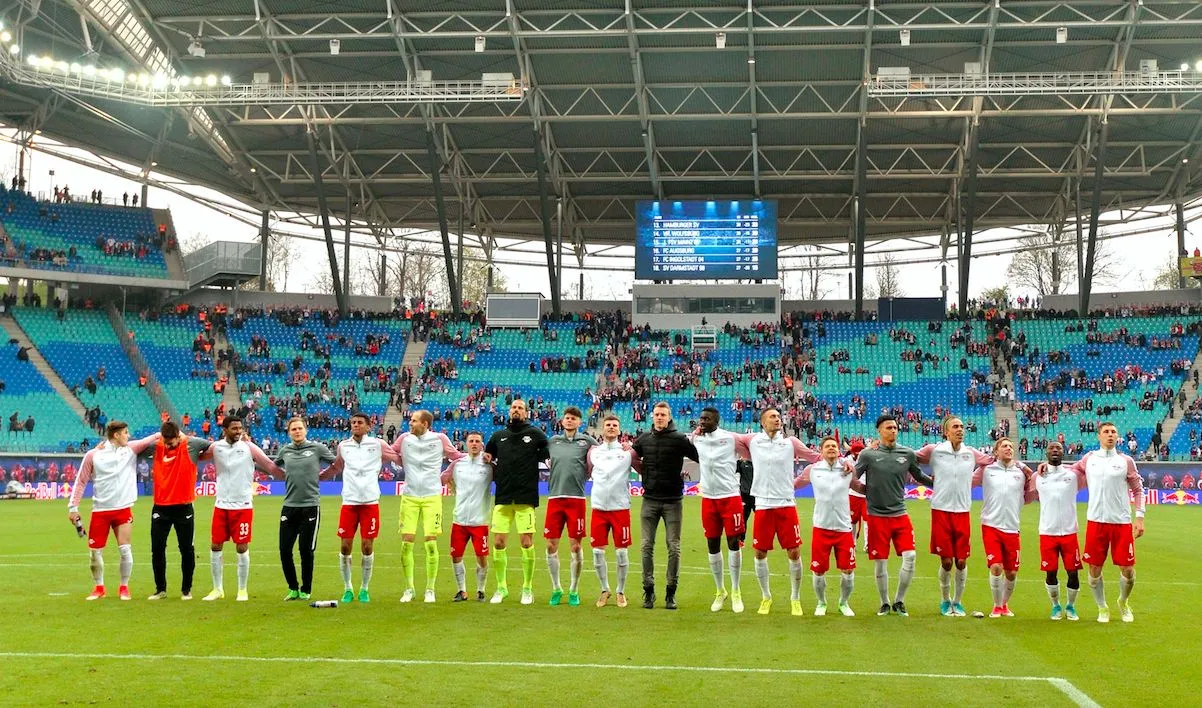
[485,398,549,605]
[632,401,698,610]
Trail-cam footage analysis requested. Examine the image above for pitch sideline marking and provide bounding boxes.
[0,651,1100,706]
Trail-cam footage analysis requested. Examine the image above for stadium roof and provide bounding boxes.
[3,0,1202,260]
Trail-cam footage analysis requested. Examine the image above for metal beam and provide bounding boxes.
[306,127,347,316]
[958,120,981,319]
[624,0,662,199]
[853,124,867,320]
[1178,200,1188,289]
[259,208,269,291]
[534,133,562,316]
[426,129,461,316]
[1080,120,1109,315]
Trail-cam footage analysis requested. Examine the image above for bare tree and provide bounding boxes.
[1153,253,1196,290]
[1006,230,1121,296]
[872,254,905,298]
[801,252,832,300]
[460,248,505,307]
[260,234,299,292]
[178,231,213,255]
[979,285,1010,307]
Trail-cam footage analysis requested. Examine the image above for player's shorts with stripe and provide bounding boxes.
[701,495,746,539]
[865,512,915,560]
[491,503,536,535]
[753,506,802,552]
[211,507,253,545]
[929,509,971,560]
[1083,520,1136,567]
[87,507,133,548]
[1039,533,1082,572]
[400,495,443,537]
[982,524,1021,572]
[450,523,490,558]
[543,497,586,540]
[848,494,867,526]
[810,527,856,574]
[590,508,632,548]
[338,503,380,540]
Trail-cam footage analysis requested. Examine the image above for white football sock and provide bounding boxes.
[453,560,467,593]
[593,548,610,592]
[729,548,742,591]
[938,566,951,602]
[475,564,488,593]
[615,548,629,594]
[1003,576,1016,605]
[1088,573,1107,608]
[895,551,916,603]
[569,549,583,593]
[839,572,855,605]
[708,552,724,591]
[118,544,133,586]
[788,559,803,601]
[873,560,889,605]
[755,557,771,599]
[89,549,104,586]
[1119,572,1135,604]
[210,550,223,591]
[1067,586,1079,606]
[339,554,353,591]
[361,553,374,591]
[812,573,827,605]
[236,550,249,591]
[989,574,1003,607]
[1046,583,1061,606]
[953,567,968,604]
[546,551,562,592]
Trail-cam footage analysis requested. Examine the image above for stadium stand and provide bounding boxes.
[225,309,411,450]
[126,311,229,437]
[12,307,162,439]
[0,337,98,452]
[0,185,171,279]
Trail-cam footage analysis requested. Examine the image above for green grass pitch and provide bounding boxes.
[0,496,1195,707]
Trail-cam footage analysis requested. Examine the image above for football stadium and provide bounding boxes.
[2,1,1202,705]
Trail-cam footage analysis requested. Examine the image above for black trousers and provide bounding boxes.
[150,503,195,594]
[279,505,320,593]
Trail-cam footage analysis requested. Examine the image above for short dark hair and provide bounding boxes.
[700,407,720,418]
[653,401,671,411]
[819,435,839,448]
[105,421,129,439]
[350,411,370,423]
[602,414,620,423]
[1098,421,1117,433]
[160,421,180,438]
[875,414,896,429]
[222,416,243,429]
[759,407,779,421]
[466,431,483,442]
[563,406,583,419]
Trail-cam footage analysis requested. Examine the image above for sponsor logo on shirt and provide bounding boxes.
[522,436,531,444]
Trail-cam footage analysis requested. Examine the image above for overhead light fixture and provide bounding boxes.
[1196,60,1202,72]
[715,32,726,49]
[1055,26,1067,44]
[150,161,158,167]
[1183,63,1191,71]
[205,74,217,86]
[110,68,124,82]
[899,29,911,46]
[187,39,206,58]
[220,74,231,86]
[747,56,755,64]
[0,30,11,43]
[329,38,340,55]
[26,54,38,66]
[474,35,485,53]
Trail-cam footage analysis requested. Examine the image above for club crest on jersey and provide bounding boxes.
[301,450,314,457]
[895,456,906,465]
[523,436,532,443]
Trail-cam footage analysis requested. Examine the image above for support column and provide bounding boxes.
[1178,200,1188,289]
[343,198,352,300]
[259,209,270,291]
[305,128,348,316]
[457,206,465,300]
[958,120,980,319]
[534,132,562,316]
[852,124,867,319]
[425,129,461,316]
[1080,120,1109,316]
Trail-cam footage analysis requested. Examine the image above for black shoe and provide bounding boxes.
[476,591,486,602]
[664,585,678,610]
[892,601,908,616]
[877,603,892,616]
[452,591,469,602]
[642,585,655,609]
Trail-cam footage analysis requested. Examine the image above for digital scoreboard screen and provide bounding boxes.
[635,200,778,280]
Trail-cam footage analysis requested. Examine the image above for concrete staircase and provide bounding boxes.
[383,337,427,433]
[1149,348,1202,455]
[213,326,242,412]
[106,303,179,423]
[0,313,90,421]
[152,207,188,282]
[991,353,1019,438]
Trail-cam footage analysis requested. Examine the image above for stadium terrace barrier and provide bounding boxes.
[3,455,1199,506]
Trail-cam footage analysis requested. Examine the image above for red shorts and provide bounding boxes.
[590,509,632,548]
[810,527,856,574]
[752,506,802,552]
[929,509,972,560]
[337,504,381,540]
[544,497,587,540]
[1084,520,1136,567]
[701,495,746,539]
[1039,533,1082,572]
[849,494,867,526]
[87,507,133,549]
[211,507,254,545]
[982,525,1021,572]
[865,513,915,559]
[450,523,490,558]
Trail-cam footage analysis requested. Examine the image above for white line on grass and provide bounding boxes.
[0,651,1100,707]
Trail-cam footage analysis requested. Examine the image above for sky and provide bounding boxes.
[2,125,1199,306]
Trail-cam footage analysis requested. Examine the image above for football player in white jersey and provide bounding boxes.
[326,412,400,604]
[795,437,861,617]
[1035,442,1085,621]
[442,432,494,602]
[588,415,641,608]
[973,438,1034,618]
[690,407,751,613]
